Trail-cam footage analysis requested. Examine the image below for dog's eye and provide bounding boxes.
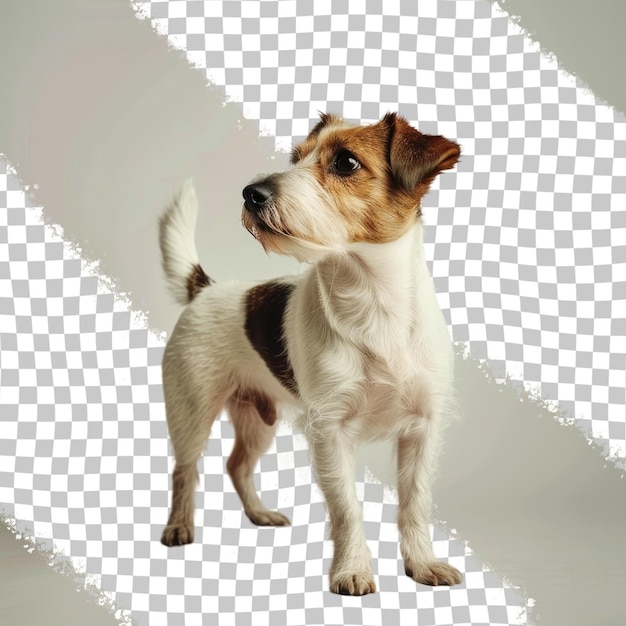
[333,150,361,174]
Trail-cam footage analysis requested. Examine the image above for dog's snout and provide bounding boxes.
[243,183,273,212]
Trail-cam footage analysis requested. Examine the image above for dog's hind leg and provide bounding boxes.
[397,418,463,586]
[161,460,201,546]
[161,380,231,547]
[225,390,291,526]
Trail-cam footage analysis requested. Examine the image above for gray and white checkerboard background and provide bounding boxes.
[1,0,625,623]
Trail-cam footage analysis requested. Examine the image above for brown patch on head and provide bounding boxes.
[290,112,346,164]
[384,112,461,193]
[186,264,212,302]
[244,281,298,395]
[288,112,461,244]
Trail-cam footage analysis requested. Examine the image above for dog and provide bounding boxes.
[159,112,463,595]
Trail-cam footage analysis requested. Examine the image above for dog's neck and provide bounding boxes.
[314,222,427,350]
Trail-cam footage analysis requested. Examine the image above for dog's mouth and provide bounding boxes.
[247,221,263,242]
[241,189,291,242]
[241,179,306,257]
[241,206,277,242]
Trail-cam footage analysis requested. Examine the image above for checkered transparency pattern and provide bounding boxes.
[132,0,626,464]
[0,158,528,623]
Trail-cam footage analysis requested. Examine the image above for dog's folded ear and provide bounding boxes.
[382,112,461,192]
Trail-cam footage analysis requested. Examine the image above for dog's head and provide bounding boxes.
[242,112,460,261]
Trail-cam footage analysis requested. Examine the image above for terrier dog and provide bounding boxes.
[159,112,462,595]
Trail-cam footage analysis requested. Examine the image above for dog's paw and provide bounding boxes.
[330,571,376,596]
[246,508,291,526]
[405,560,463,586]
[161,523,194,547]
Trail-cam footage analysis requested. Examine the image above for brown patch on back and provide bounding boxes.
[244,281,298,395]
[186,264,212,301]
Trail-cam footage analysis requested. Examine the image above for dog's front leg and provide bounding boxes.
[307,420,376,596]
[397,419,463,586]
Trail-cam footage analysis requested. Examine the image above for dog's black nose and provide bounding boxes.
[242,183,273,212]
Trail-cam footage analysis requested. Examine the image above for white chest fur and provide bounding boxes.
[287,224,453,441]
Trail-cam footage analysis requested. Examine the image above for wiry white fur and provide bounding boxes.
[289,225,454,436]
[160,120,463,596]
[159,178,203,305]
[246,167,350,263]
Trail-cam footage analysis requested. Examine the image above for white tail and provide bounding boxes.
[159,179,210,305]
